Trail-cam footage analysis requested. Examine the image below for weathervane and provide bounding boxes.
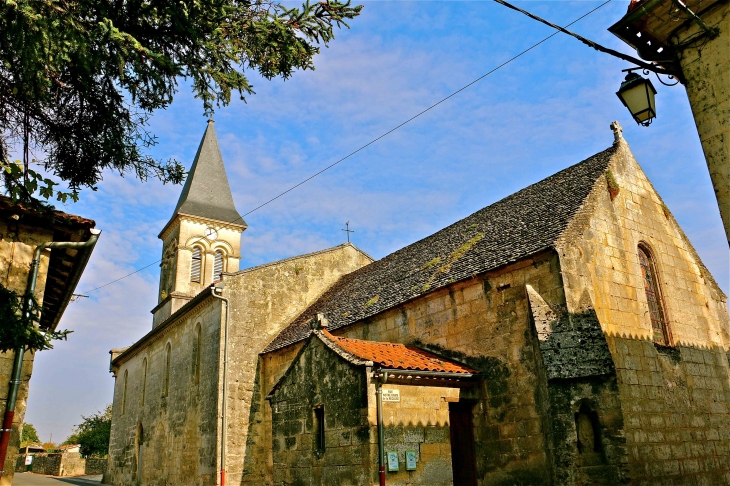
[342,221,354,243]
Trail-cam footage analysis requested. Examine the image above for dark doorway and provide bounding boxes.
[449,401,477,486]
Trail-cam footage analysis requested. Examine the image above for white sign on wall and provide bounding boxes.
[382,389,400,402]
[25,455,33,465]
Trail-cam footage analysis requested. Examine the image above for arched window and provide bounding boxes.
[122,369,128,415]
[163,343,171,397]
[191,247,202,283]
[141,358,147,406]
[214,250,225,281]
[192,324,202,383]
[638,245,670,345]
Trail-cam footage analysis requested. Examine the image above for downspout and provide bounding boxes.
[0,228,101,476]
[211,287,229,486]
[376,370,388,486]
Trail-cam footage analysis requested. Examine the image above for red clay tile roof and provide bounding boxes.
[321,330,477,374]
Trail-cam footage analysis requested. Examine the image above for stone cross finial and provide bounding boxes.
[610,121,623,143]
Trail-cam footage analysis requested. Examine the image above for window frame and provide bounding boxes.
[190,246,203,283]
[121,369,128,415]
[141,358,147,406]
[313,404,325,454]
[213,249,225,282]
[637,243,673,346]
[163,343,172,397]
[193,324,202,384]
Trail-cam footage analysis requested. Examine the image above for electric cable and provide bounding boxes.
[84,0,612,294]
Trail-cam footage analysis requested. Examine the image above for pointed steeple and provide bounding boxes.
[168,119,245,228]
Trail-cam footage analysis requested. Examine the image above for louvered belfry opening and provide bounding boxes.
[214,250,224,281]
[638,245,669,345]
[191,247,202,283]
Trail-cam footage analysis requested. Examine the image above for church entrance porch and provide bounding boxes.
[266,326,481,486]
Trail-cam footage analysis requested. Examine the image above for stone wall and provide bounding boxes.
[0,217,54,486]
[106,298,223,486]
[336,251,564,485]
[107,243,371,486]
[15,452,106,477]
[675,3,730,243]
[268,337,373,485]
[255,250,567,485]
[85,457,108,475]
[268,336,461,486]
[557,140,730,484]
[219,244,372,486]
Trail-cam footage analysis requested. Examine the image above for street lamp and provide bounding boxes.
[616,70,657,126]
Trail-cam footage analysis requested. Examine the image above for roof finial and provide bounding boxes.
[610,120,623,143]
[310,313,329,330]
[342,221,354,243]
[208,116,214,124]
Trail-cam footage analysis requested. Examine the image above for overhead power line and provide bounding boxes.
[84,0,612,294]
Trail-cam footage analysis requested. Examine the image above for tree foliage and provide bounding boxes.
[0,0,362,202]
[68,405,112,458]
[20,422,40,447]
[0,285,72,353]
[41,441,57,451]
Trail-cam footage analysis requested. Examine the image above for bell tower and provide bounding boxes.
[152,119,246,328]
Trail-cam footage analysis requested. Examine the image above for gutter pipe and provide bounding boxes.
[609,0,666,33]
[0,229,101,476]
[211,287,230,486]
[609,0,718,39]
[373,369,476,380]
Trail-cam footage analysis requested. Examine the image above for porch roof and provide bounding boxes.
[320,330,477,375]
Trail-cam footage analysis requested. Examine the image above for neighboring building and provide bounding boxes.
[59,444,81,454]
[609,0,730,245]
[0,199,98,485]
[107,122,730,485]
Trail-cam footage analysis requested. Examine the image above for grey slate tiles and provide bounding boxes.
[264,145,617,353]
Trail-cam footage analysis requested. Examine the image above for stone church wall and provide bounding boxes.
[328,251,567,485]
[557,141,730,484]
[210,244,371,486]
[106,298,224,486]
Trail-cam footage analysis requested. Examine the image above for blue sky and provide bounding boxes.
[24,0,728,442]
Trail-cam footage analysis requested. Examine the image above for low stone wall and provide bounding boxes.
[59,452,86,476]
[15,453,62,475]
[85,457,108,475]
[15,452,107,477]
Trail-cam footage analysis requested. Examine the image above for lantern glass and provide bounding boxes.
[616,73,657,126]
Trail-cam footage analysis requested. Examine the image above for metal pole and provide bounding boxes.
[211,288,230,486]
[0,230,100,476]
[376,372,387,486]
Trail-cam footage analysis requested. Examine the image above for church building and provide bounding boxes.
[106,120,730,486]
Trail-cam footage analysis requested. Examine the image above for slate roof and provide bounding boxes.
[263,145,617,353]
[320,330,477,373]
[165,120,244,231]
